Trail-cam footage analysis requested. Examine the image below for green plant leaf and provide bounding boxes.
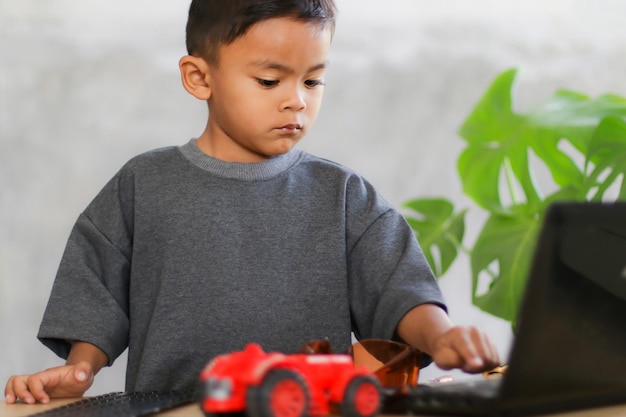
[470,211,542,323]
[403,198,466,278]
[457,69,525,213]
[458,68,522,145]
[584,116,626,200]
[457,146,508,214]
[526,92,626,190]
[458,69,626,215]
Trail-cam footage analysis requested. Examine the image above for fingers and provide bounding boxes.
[47,362,94,399]
[5,376,19,404]
[4,374,46,405]
[4,363,93,404]
[72,361,92,384]
[461,327,500,371]
[432,326,501,373]
[27,372,56,404]
[431,346,464,371]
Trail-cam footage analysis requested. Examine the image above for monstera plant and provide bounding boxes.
[404,68,626,325]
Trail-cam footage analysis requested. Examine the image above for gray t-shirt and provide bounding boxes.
[38,140,445,392]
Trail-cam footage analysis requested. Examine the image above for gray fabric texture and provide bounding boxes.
[37,139,446,392]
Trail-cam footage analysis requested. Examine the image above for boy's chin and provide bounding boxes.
[235,138,301,162]
[264,139,300,157]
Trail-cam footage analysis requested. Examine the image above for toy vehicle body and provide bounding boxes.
[200,343,382,417]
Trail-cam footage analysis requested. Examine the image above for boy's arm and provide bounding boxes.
[65,341,109,371]
[397,303,501,373]
[4,341,108,404]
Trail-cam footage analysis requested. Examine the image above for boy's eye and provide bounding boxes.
[256,78,279,88]
[305,79,325,88]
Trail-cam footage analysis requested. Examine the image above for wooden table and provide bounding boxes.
[4,399,626,417]
[0,399,203,417]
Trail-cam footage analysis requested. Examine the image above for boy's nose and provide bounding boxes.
[281,88,307,111]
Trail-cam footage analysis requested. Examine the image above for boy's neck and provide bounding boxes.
[195,130,288,163]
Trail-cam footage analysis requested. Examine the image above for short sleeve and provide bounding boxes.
[344,176,447,355]
[37,170,135,366]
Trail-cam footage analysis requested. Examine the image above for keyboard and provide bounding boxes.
[26,389,198,417]
[382,378,502,414]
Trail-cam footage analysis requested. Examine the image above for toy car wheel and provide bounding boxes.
[339,375,382,417]
[247,369,309,417]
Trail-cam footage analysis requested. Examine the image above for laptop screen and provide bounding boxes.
[500,202,626,404]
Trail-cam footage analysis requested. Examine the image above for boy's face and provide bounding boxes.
[201,17,332,162]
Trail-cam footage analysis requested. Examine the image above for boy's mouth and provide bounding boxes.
[277,124,302,133]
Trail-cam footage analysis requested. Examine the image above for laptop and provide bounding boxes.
[383,202,626,416]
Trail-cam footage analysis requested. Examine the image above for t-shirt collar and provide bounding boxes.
[179,138,302,181]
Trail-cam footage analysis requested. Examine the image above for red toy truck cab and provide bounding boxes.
[200,343,382,417]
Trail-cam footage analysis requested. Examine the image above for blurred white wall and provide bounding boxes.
[2,0,626,393]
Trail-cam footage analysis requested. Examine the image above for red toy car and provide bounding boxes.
[199,343,382,417]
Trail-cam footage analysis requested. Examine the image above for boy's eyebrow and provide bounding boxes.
[249,59,328,73]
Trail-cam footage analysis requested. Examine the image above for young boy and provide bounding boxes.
[5,0,499,405]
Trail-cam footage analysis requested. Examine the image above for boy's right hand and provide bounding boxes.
[4,361,94,404]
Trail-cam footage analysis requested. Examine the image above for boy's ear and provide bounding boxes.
[179,55,212,100]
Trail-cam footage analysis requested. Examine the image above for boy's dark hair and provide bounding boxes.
[186,0,337,63]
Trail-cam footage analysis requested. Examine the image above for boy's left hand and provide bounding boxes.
[430,326,501,373]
